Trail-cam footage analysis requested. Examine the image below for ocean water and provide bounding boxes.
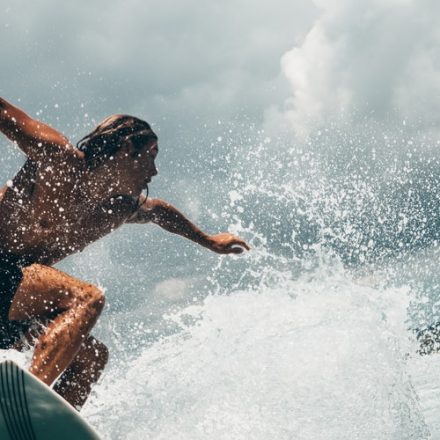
[82,260,433,439]
[77,122,440,439]
[3,121,440,438]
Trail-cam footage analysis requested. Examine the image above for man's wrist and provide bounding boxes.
[199,233,213,249]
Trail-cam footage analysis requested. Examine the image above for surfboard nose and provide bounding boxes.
[0,360,101,440]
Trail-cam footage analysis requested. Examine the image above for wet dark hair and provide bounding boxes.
[77,115,157,168]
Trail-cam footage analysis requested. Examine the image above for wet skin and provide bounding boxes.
[0,97,250,409]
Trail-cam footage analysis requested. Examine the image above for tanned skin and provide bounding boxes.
[0,97,250,409]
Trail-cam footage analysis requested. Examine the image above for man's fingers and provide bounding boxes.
[229,246,244,254]
[241,241,251,251]
[229,239,250,251]
[212,234,250,254]
[226,242,247,254]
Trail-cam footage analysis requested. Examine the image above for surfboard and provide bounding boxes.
[0,360,100,440]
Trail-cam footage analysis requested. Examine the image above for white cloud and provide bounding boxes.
[0,0,316,126]
[280,0,440,136]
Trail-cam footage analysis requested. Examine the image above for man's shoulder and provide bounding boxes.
[102,195,141,217]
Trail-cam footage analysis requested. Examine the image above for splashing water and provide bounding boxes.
[84,260,432,439]
[76,121,440,438]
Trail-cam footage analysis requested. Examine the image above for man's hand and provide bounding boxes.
[207,233,250,254]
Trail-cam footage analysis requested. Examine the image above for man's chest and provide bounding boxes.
[0,175,139,260]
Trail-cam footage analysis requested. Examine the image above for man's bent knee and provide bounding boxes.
[10,264,105,321]
[74,285,105,317]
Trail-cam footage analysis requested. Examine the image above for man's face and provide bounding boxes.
[129,139,159,190]
[109,137,159,196]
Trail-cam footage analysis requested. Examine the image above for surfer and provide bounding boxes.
[0,96,250,409]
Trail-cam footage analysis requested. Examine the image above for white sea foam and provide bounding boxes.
[83,261,433,439]
[0,347,31,368]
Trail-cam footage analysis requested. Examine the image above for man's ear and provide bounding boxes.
[118,137,135,156]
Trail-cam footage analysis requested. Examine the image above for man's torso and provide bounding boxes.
[0,157,138,266]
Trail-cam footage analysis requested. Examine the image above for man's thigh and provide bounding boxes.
[9,263,98,321]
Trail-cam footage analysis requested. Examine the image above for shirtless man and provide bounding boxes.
[0,96,249,409]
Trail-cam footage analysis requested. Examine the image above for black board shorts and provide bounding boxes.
[0,254,31,349]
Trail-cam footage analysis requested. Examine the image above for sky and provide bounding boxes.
[280,0,440,137]
[2,0,440,342]
[0,0,316,134]
[2,1,440,157]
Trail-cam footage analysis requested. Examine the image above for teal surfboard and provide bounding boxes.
[0,360,100,440]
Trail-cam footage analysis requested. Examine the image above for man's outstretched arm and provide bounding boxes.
[0,97,83,161]
[128,197,250,254]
